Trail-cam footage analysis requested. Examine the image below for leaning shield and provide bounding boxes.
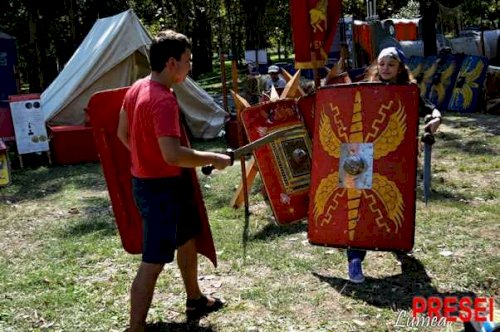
[448,55,489,113]
[408,55,437,100]
[308,84,419,252]
[427,54,462,111]
[240,99,312,225]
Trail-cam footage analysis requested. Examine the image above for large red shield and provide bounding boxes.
[240,99,312,225]
[308,84,419,251]
[86,87,217,266]
[86,88,142,254]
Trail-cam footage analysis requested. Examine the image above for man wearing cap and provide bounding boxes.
[265,65,287,92]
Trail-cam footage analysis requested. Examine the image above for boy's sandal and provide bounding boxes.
[185,295,224,321]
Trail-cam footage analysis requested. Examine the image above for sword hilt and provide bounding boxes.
[201,149,235,175]
[421,131,435,145]
[422,114,436,145]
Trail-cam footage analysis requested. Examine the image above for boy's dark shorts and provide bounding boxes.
[132,174,202,264]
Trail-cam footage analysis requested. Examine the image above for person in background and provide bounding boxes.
[346,46,442,284]
[243,63,262,105]
[265,64,287,92]
[117,29,231,331]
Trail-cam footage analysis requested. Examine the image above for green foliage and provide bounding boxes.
[0,0,495,90]
[392,0,420,19]
[342,0,366,19]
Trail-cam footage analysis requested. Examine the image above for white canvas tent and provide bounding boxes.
[41,9,227,139]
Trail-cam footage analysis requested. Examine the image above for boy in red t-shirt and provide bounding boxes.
[117,30,231,331]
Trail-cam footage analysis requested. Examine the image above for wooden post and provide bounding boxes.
[230,90,252,215]
[280,69,305,99]
[230,158,258,208]
[220,52,228,111]
[231,59,239,93]
[311,51,321,88]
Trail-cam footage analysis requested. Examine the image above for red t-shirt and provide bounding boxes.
[123,78,182,178]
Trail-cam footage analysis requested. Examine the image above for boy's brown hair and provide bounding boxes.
[149,30,191,72]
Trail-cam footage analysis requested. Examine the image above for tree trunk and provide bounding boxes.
[241,0,268,50]
[27,5,43,92]
[191,6,213,78]
[171,0,191,35]
[419,0,438,56]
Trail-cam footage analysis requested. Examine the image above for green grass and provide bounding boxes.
[0,113,499,331]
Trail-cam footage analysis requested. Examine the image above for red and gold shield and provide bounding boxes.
[308,84,419,251]
[240,99,312,225]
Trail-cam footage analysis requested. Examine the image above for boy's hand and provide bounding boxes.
[212,153,232,170]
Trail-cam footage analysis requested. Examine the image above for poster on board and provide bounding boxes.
[9,94,49,155]
[0,139,11,186]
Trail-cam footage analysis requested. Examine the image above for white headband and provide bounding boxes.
[378,47,402,62]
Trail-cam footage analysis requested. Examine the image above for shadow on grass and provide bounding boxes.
[58,196,116,238]
[312,254,476,311]
[415,165,472,203]
[443,113,500,136]
[2,163,105,204]
[145,321,218,331]
[437,131,497,156]
[415,183,471,203]
[429,187,471,202]
[61,217,117,238]
[251,221,307,241]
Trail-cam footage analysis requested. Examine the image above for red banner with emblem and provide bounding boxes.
[290,0,342,69]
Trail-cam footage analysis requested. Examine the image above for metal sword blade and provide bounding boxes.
[423,143,432,206]
[232,126,303,160]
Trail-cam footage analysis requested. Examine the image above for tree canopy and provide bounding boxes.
[0,0,496,92]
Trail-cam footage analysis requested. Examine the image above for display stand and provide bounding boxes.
[8,94,51,168]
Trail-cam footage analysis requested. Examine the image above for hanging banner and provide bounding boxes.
[290,0,342,69]
[9,94,49,155]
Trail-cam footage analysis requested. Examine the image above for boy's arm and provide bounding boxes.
[158,137,231,170]
[117,108,130,150]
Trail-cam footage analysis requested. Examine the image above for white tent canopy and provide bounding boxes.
[41,9,227,139]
